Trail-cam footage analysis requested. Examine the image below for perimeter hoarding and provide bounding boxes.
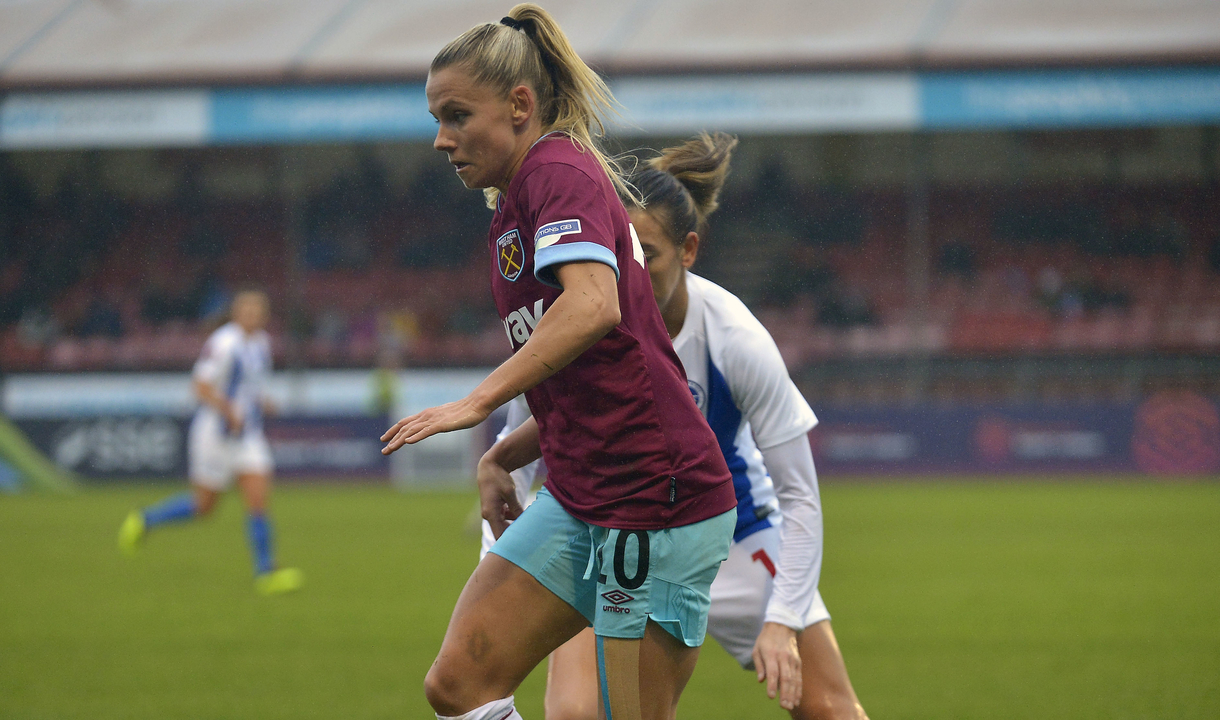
[5,373,1216,479]
[2,370,487,483]
[4,68,1220,148]
[811,392,1220,477]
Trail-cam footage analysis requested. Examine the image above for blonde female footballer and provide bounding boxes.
[381,6,737,720]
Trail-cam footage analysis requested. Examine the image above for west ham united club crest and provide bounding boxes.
[497,229,524,281]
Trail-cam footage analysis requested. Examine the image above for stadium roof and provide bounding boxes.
[1,0,1219,89]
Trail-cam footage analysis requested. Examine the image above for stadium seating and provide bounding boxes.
[2,153,1218,373]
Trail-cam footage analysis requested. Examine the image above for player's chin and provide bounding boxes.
[455,165,485,189]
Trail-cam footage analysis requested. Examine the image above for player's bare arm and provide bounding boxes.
[381,260,619,453]
[192,378,242,434]
[478,415,541,538]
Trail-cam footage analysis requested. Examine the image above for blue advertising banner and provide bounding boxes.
[921,68,1220,130]
[210,85,434,144]
[7,67,1220,148]
[264,416,389,478]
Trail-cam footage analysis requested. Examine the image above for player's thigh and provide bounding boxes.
[431,553,589,710]
[546,628,600,720]
[637,620,701,720]
[430,490,597,711]
[545,623,701,720]
[234,435,274,511]
[706,529,779,668]
[188,421,233,494]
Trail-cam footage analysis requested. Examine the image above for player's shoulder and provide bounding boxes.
[516,135,604,191]
[688,274,774,346]
[206,322,242,349]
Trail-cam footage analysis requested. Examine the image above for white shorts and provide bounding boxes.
[188,414,274,491]
[707,526,831,669]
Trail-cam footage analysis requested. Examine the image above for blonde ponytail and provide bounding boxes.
[431,3,633,208]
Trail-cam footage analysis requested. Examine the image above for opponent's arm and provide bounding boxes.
[719,324,820,711]
[478,415,542,538]
[382,260,618,453]
[496,396,542,510]
[752,434,823,711]
[760,435,824,628]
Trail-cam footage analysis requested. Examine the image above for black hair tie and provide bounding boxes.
[500,16,524,31]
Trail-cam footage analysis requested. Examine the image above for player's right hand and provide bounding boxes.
[476,454,523,539]
[381,397,490,454]
[752,621,803,711]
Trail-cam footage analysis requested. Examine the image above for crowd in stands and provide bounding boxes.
[2,149,1219,373]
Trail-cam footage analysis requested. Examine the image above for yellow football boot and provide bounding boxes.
[256,567,304,596]
[117,511,145,556]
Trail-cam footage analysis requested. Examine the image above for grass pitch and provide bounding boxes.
[1,480,1218,719]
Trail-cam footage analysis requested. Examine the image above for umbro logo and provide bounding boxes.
[601,589,634,605]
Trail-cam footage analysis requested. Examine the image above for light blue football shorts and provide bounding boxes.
[488,487,735,647]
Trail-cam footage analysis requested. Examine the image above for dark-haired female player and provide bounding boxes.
[482,134,869,719]
[381,5,737,720]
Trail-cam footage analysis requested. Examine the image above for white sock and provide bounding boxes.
[437,695,522,720]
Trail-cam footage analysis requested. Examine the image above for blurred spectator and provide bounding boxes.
[17,306,59,346]
[801,187,865,246]
[142,275,201,324]
[77,295,124,338]
[1000,264,1030,300]
[763,245,835,307]
[1113,206,1188,259]
[937,238,977,280]
[313,309,349,349]
[446,299,487,336]
[817,282,876,328]
[1035,267,1064,312]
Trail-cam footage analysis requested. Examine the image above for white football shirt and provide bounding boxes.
[192,322,272,436]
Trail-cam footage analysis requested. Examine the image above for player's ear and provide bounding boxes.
[508,84,536,129]
[681,232,700,268]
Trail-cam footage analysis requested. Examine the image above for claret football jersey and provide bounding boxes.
[487,133,735,529]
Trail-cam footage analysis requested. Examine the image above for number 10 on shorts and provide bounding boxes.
[599,530,650,613]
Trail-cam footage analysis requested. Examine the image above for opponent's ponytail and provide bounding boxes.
[630,132,738,243]
[431,3,633,207]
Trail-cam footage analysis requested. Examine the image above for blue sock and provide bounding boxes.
[247,513,275,576]
[142,493,196,529]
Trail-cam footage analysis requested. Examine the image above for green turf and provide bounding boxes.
[1,480,1218,719]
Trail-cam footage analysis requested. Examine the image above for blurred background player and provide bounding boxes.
[481,133,868,719]
[118,290,302,596]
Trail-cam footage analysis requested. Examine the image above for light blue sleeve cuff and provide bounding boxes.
[534,241,620,289]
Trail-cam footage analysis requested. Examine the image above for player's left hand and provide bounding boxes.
[752,622,803,711]
[380,397,490,454]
